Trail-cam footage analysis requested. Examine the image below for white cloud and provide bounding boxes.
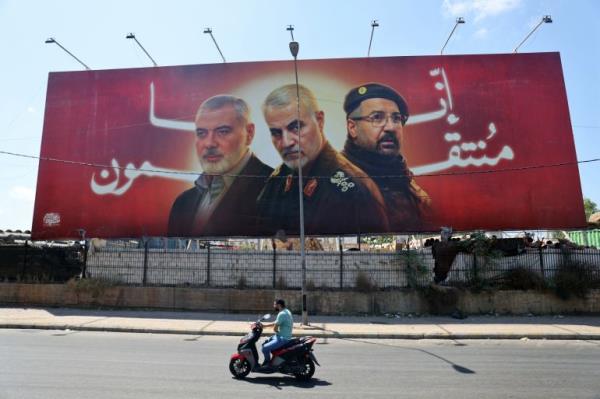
[27,106,35,113]
[474,27,489,39]
[443,0,521,22]
[9,186,35,202]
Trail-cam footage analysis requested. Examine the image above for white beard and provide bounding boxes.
[200,146,247,175]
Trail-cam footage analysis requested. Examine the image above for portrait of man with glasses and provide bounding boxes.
[342,83,431,231]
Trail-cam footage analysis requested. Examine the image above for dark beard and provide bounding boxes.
[375,132,399,154]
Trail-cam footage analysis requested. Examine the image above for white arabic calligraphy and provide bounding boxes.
[149,82,196,132]
[411,146,514,175]
[91,159,196,196]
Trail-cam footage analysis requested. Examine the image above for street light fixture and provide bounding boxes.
[367,20,379,57]
[440,17,465,55]
[513,15,553,53]
[203,28,226,63]
[126,33,158,67]
[45,37,91,70]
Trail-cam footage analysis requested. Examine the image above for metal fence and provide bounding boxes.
[445,248,600,284]
[86,246,435,289]
[85,245,600,290]
[0,244,84,282]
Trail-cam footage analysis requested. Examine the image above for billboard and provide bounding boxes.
[32,52,585,239]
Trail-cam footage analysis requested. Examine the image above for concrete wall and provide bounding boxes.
[1,283,598,315]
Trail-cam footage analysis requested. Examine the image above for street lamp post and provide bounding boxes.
[126,33,158,67]
[513,15,552,53]
[440,17,465,55]
[45,38,90,70]
[367,20,379,57]
[287,25,308,326]
[203,28,227,63]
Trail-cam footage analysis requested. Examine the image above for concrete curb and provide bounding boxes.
[2,324,600,340]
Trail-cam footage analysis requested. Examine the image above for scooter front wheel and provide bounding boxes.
[229,357,251,379]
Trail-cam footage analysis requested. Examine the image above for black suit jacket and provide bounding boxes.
[167,154,273,237]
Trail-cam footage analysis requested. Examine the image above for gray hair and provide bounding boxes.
[196,95,250,123]
[262,84,320,116]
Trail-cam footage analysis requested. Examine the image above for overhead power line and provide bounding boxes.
[0,150,598,179]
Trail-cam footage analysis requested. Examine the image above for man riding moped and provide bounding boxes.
[259,299,293,369]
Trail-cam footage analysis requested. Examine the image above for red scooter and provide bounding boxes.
[229,314,319,381]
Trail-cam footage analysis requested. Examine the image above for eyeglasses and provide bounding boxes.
[350,111,408,127]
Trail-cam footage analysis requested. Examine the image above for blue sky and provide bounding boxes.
[0,0,598,230]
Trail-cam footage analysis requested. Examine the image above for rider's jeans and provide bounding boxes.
[262,335,289,363]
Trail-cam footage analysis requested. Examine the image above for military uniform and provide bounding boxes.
[256,142,389,235]
[342,139,431,231]
[168,154,273,237]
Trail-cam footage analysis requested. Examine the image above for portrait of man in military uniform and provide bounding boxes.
[341,83,431,231]
[256,84,389,235]
[168,95,273,236]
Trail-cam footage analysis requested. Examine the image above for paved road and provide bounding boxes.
[1,329,599,399]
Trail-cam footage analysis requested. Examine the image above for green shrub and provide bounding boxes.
[553,261,598,300]
[500,268,547,291]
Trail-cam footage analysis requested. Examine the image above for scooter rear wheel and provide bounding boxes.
[229,358,251,379]
[294,358,315,381]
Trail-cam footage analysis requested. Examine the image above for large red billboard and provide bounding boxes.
[32,52,585,239]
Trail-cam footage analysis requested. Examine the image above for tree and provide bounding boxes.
[584,197,599,221]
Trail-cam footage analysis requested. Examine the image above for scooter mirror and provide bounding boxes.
[262,313,272,320]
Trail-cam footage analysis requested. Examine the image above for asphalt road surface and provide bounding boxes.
[1,329,599,399]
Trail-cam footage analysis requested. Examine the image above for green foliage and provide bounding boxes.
[404,250,429,288]
[361,235,394,246]
[584,197,599,221]
[458,232,502,258]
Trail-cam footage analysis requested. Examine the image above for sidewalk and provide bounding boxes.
[1,307,600,340]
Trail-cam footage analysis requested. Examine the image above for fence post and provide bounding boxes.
[472,252,478,282]
[206,242,211,287]
[339,237,344,290]
[142,239,149,285]
[272,239,277,289]
[81,240,88,279]
[405,248,412,288]
[538,246,545,278]
[21,241,28,280]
